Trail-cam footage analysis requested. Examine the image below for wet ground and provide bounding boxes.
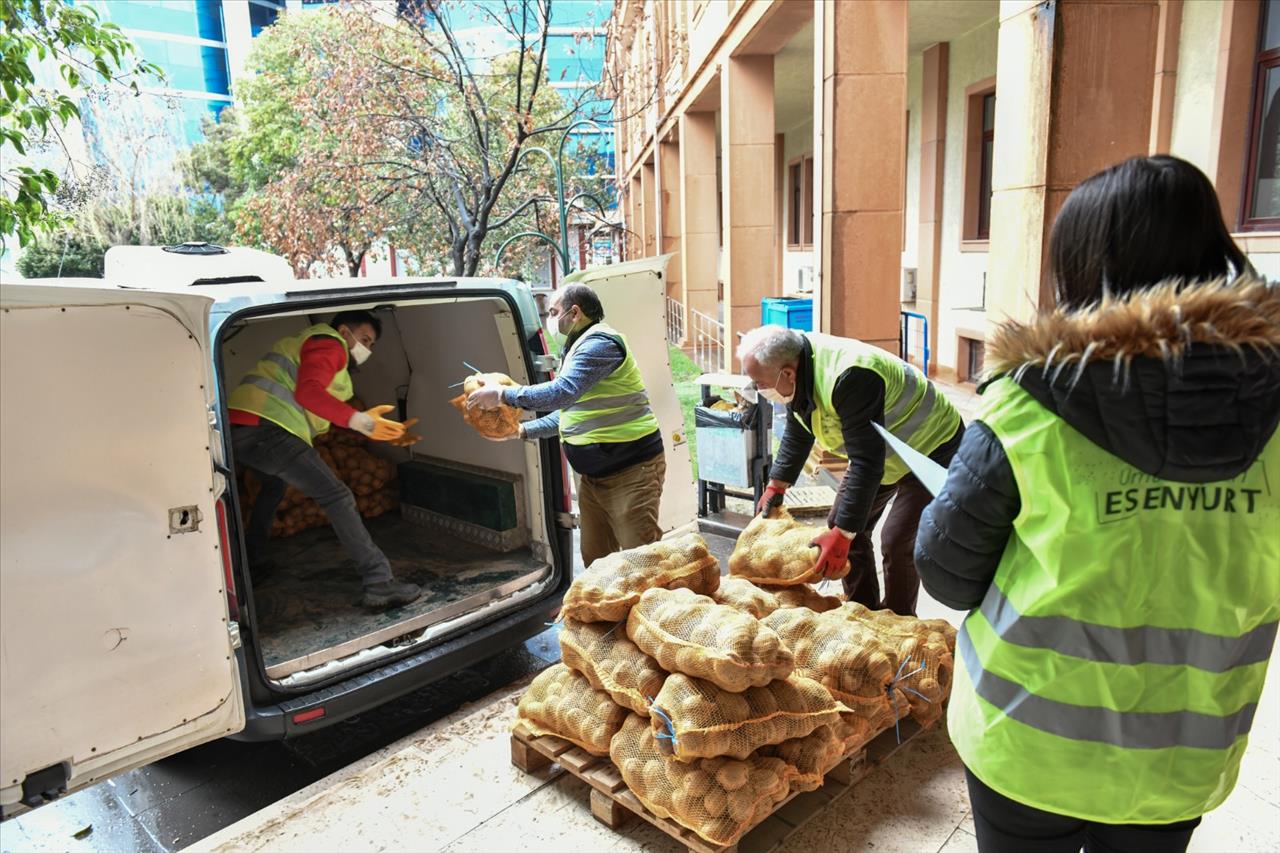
[0,531,740,853]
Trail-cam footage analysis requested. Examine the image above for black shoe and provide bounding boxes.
[361,580,422,610]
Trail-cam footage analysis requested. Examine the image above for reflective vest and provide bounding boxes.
[558,323,659,446]
[949,378,1280,823]
[799,332,961,484]
[227,324,354,446]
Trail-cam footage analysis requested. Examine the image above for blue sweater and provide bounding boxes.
[502,326,663,477]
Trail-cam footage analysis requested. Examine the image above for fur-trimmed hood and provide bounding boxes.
[984,276,1280,482]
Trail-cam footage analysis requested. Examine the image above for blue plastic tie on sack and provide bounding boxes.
[886,656,930,744]
[648,697,679,751]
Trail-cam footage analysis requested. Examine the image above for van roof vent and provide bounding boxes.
[163,242,230,256]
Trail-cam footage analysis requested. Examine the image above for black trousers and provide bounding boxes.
[965,769,1201,853]
[834,425,963,616]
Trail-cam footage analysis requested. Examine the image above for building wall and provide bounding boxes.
[903,54,923,275]
[781,118,815,298]
[1169,0,1225,179]
[936,17,998,372]
[1166,2,1280,280]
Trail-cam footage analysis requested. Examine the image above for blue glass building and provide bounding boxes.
[76,0,286,143]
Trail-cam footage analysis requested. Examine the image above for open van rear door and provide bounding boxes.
[563,256,698,533]
[0,283,244,816]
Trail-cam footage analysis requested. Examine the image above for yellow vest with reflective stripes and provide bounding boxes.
[949,377,1280,823]
[558,323,659,446]
[800,332,960,484]
[227,324,354,446]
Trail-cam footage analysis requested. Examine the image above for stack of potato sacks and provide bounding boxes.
[239,424,399,538]
[515,523,957,847]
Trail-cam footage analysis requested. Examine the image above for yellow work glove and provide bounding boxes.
[347,404,407,441]
[389,417,424,448]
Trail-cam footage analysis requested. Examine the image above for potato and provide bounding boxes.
[716,760,749,791]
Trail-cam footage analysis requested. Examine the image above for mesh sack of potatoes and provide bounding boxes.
[449,372,522,439]
[827,603,955,726]
[559,619,667,716]
[651,673,847,761]
[830,709,879,755]
[761,607,901,733]
[627,588,795,692]
[771,584,844,613]
[242,428,399,539]
[757,723,847,793]
[516,663,627,756]
[711,577,782,619]
[728,509,850,586]
[610,714,793,847]
[562,533,720,623]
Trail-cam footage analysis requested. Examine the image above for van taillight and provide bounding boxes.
[215,498,239,619]
[293,707,326,725]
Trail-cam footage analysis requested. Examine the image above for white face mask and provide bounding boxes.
[349,340,372,366]
[759,385,793,405]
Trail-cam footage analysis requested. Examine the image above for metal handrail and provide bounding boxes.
[665,296,686,346]
[900,310,930,376]
[690,308,725,373]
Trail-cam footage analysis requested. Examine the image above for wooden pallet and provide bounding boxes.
[511,717,927,853]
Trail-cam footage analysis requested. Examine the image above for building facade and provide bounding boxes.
[77,0,294,144]
[609,0,1279,381]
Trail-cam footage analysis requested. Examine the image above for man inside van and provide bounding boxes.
[467,285,665,567]
[228,311,423,610]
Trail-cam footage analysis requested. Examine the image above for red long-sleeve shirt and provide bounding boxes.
[230,336,359,428]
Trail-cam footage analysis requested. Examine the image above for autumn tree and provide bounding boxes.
[331,0,613,277]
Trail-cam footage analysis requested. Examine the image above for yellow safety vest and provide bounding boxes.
[949,377,1280,823]
[227,324,354,445]
[558,323,659,446]
[799,332,960,483]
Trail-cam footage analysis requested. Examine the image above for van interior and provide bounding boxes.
[219,294,559,686]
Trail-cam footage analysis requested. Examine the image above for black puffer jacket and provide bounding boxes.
[915,277,1280,611]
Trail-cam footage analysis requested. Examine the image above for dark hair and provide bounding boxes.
[331,310,382,339]
[558,283,605,322]
[1049,155,1251,309]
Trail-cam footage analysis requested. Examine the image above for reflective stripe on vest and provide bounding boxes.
[227,324,354,445]
[558,324,660,446]
[802,332,961,484]
[948,377,1280,824]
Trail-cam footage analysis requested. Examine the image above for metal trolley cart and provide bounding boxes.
[693,373,773,518]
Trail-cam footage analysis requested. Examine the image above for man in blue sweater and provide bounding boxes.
[468,285,665,566]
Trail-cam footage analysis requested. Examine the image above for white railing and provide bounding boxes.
[690,308,725,373]
[665,296,686,346]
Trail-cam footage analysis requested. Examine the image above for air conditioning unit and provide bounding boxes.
[901,267,918,302]
[796,266,814,294]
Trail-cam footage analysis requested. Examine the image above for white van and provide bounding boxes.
[0,245,693,816]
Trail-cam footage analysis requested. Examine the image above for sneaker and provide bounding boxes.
[361,580,422,610]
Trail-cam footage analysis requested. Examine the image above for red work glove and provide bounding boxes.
[810,526,854,578]
[757,483,788,516]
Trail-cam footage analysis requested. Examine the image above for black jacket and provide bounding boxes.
[770,337,900,532]
[915,277,1280,611]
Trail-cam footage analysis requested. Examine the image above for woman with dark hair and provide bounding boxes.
[915,155,1279,852]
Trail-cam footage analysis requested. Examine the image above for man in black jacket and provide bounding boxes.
[739,325,963,615]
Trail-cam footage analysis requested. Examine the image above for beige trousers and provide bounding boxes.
[577,453,666,568]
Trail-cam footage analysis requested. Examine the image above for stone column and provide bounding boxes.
[629,174,643,259]
[721,54,776,361]
[820,0,907,352]
[680,111,721,323]
[642,159,658,256]
[659,137,683,303]
[987,0,1160,323]
[918,42,948,373]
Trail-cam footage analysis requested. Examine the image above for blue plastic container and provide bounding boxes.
[761,297,813,331]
